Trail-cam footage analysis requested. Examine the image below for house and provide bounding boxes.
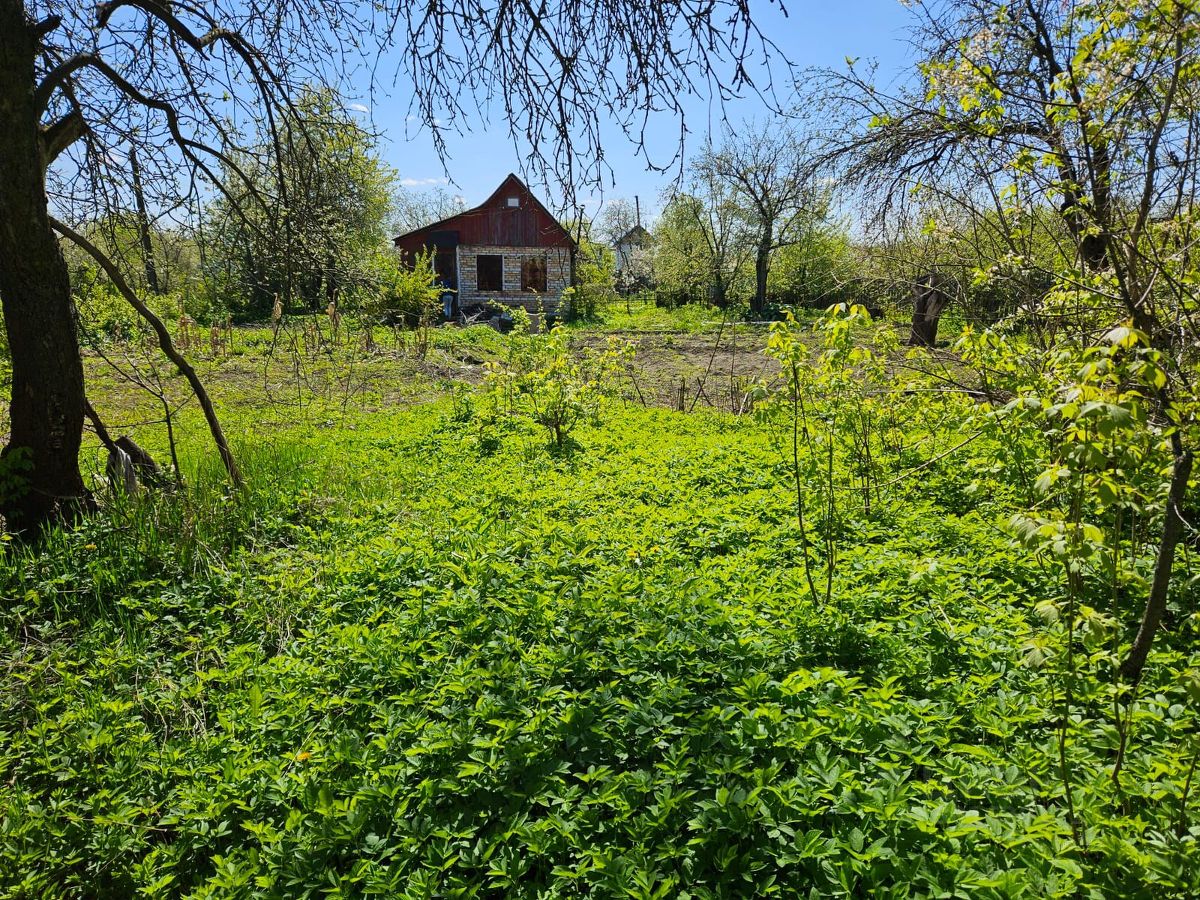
[613,224,654,294]
[614,224,652,274]
[393,173,576,319]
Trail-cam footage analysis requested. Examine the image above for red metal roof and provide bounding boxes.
[393,173,576,254]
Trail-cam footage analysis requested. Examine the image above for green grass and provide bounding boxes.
[1,387,1198,898]
[579,298,744,333]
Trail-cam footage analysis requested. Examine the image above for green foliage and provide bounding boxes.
[71,262,187,339]
[360,250,444,326]
[562,235,616,323]
[72,264,138,339]
[653,189,751,307]
[1,353,1198,896]
[204,86,397,319]
[580,297,732,333]
[60,218,203,301]
[12,3,1199,893]
[483,327,629,449]
[766,228,859,309]
[759,304,905,603]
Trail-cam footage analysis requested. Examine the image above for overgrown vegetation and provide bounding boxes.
[5,0,1200,895]
[2,299,1199,895]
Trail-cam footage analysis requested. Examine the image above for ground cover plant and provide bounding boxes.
[2,308,1198,897]
[8,0,1200,894]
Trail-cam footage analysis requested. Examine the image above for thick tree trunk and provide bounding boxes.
[908,273,950,348]
[0,0,88,534]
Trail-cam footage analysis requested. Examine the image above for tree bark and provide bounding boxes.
[0,0,89,534]
[752,236,770,317]
[1120,446,1193,685]
[908,273,949,347]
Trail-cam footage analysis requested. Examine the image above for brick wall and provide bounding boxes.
[457,245,572,313]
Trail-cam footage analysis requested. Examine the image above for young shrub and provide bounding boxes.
[759,303,903,604]
[484,326,630,450]
[359,250,445,355]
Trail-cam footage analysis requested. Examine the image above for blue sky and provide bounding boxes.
[352,1,917,224]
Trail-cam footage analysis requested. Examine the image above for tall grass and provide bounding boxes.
[1,437,356,619]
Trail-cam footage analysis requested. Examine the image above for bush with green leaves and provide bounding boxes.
[561,234,617,323]
[483,326,630,449]
[358,250,444,327]
[70,262,191,340]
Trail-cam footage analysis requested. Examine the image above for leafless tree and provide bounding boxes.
[390,186,467,236]
[595,199,641,248]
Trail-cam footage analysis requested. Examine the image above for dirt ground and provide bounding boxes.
[575,329,778,413]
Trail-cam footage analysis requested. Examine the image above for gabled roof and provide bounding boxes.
[616,225,653,247]
[393,173,576,250]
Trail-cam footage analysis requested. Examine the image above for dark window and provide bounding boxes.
[521,256,547,292]
[477,254,502,291]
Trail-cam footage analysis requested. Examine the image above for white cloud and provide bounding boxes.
[399,177,449,188]
[346,103,370,114]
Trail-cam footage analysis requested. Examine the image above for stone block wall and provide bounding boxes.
[457,245,572,313]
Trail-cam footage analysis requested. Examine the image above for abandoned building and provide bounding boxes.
[392,174,576,319]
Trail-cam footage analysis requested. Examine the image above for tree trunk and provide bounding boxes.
[752,237,770,317]
[908,273,950,347]
[0,0,88,534]
[129,146,160,294]
[710,275,728,309]
[1120,446,1193,685]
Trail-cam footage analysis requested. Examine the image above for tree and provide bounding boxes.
[824,0,1200,682]
[60,217,202,305]
[571,229,618,321]
[205,87,396,318]
[656,175,754,308]
[595,199,654,294]
[595,198,640,248]
[390,185,467,236]
[701,122,825,316]
[651,194,711,305]
[0,0,789,534]
[767,220,858,309]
